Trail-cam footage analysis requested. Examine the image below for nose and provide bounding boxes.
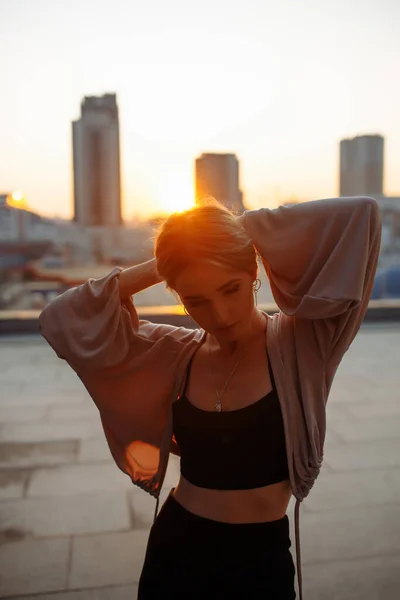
[212,303,231,328]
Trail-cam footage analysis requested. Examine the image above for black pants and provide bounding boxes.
[138,489,296,599]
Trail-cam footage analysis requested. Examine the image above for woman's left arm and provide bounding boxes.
[241,196,382,364]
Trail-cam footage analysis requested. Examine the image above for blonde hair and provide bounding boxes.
[155,198,257,290]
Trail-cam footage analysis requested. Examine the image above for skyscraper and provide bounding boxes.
[72,94,122,227]
[195,153,245,213]
[339,134,384,197]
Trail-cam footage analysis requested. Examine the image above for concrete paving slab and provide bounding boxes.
[1,325,399,599]
[325,402,353,421]
[78,438,113,464]
[330,415,400,442]
[303,554,400,600]
[301,504,400,564]
[324,438,400,471]
[0,440,77,470]
[18,383,87,399]
[0,420,103,443]
[382,469,400,495]
[346,401,400,418]
[0,492,131,539]
[0,382,24,400]
[48,405,99,421]
[27,464,134,497]
[0,470,28,500]
[0,405,48,423]
[2,365,59,384]
[128,489,157,529]
[69,530,148,589]
[0,538,70,597]
[0,392,88,408]
[303,468,400,512]
[328,375,380,404]
[12,584,139,600]
[324,428,344,445]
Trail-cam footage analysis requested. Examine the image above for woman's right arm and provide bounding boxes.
[118,258,163,300]
[39,260,165,372]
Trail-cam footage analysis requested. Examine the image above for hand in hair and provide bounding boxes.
[119,259,163,300]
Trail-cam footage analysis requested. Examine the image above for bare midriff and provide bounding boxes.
[172,475,292,523]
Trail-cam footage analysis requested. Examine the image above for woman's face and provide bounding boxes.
[174,262,257,342]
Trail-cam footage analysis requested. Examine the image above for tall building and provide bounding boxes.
[339,134,384,197]
[195,153,245,213]
[72,93,122,227]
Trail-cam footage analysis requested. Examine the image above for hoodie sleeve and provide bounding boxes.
[38,266,180,372]
[242,196,382,364]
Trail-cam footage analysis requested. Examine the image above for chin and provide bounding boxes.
[222,323,243,340]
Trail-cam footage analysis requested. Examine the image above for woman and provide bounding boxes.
[39,196,381,599]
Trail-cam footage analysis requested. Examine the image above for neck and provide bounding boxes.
[210,309,266,357]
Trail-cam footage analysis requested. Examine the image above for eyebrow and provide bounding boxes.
[183,279,242,301]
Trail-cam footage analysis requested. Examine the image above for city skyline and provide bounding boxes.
[195,153,245,213]
[340,135,384,198]
[2,0,400,219]
[72,94,122,227]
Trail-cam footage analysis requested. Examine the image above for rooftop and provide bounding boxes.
[0,323,400,599]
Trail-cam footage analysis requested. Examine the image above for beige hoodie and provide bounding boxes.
[39,196,382,599]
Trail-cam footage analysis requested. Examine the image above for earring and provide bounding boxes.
[253,278,261,292]
[253,278,261,306]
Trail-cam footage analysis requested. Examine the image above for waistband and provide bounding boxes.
[153,488,302,599]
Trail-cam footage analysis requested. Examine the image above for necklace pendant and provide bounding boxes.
[215,398,222,412]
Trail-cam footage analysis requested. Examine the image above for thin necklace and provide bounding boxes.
[209,347,241,412]
[209,312,267,412]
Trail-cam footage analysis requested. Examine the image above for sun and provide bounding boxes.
[7,191,28,209]
[156,173,195,214]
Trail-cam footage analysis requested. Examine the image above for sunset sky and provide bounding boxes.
[1,0,400,219]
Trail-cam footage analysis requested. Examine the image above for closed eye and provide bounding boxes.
[225,285,240,295]
[185,284,240,308]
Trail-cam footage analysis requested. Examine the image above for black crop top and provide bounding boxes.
[172,347,289,490]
